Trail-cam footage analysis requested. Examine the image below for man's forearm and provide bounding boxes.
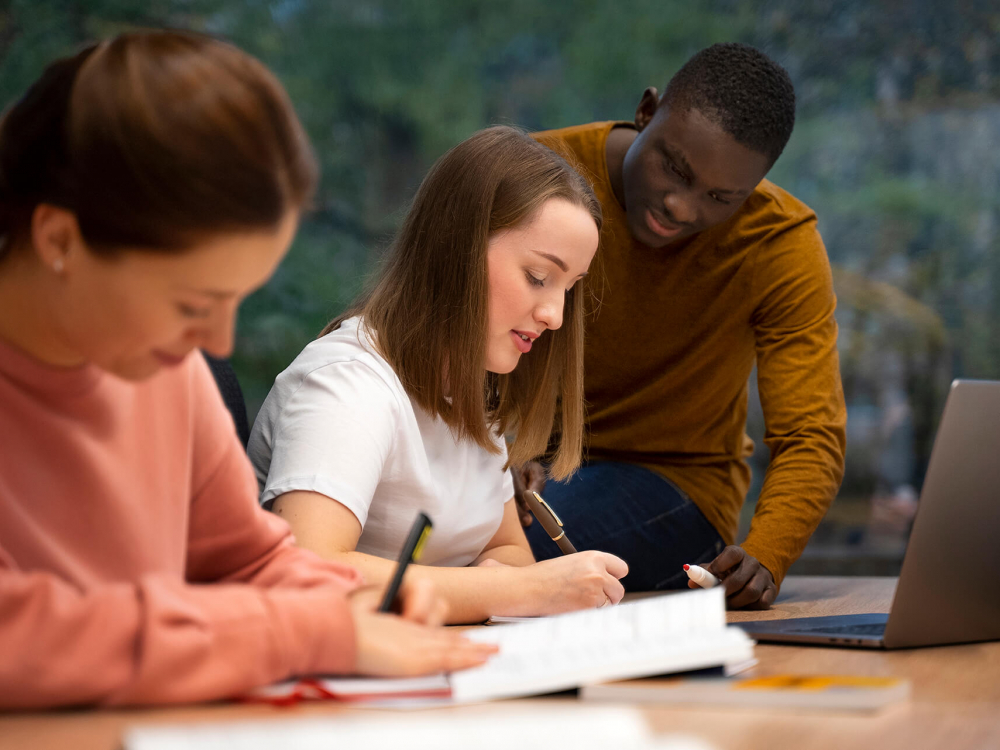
[741,428,844,585]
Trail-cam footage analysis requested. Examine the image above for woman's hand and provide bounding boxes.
[519,551,628,614]
[349,580,498,676]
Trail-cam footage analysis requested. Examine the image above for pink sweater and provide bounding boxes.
[0,337,363,709]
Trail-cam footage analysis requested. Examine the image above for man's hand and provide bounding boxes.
[510,460,547,528]
[691,545,776,610]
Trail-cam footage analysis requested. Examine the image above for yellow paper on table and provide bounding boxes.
[581,673,910,711]
[736,674,904,691]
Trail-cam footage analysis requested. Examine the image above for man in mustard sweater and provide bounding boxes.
[523,43,847,609]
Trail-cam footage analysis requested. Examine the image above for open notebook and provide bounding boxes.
[244,587,753,705]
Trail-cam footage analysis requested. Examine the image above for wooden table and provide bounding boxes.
[2,577,998,750]
[649,577,1000,749]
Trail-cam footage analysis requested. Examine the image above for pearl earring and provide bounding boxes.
[52,258,65,273]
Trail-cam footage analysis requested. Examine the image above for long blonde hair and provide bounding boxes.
[324,126,601,479]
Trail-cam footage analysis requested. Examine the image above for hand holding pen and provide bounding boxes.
[379,511,434,612]
[349,511,499,675]
[685,546,777,610]
[349,583,497,676]
[518,487,629,608]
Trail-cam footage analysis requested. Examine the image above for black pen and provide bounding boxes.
[378,511,433,612]
[521,490,577,554]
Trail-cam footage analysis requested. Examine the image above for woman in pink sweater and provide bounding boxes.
[0,31,494,710]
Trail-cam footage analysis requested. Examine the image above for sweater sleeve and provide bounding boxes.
[741,217,847,586]
[183,351,363,585]
[0,359,365,710]
[0,557,357,709]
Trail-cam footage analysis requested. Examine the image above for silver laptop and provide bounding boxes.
[738,379,1000,649]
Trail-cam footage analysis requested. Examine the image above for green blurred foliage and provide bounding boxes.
[2,1,999,509]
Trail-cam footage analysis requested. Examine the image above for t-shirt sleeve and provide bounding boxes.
[501,469,515,502]
[258,358,401,527]
[499,447,515,503]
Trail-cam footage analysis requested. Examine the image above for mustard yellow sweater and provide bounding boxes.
[535,122,847,585]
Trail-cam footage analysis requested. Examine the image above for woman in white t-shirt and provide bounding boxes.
[249,126,627,623]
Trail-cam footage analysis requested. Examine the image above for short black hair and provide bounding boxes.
[663,43,796,167]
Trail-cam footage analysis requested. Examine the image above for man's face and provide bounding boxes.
[620,103,772,248]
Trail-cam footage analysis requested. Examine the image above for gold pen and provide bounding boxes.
[522,490,578,554]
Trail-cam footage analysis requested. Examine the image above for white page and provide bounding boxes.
[451,587,753,702]
[124,706,718,750]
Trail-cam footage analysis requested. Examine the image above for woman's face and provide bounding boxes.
[45,209,298,381]
[485,197,599,374]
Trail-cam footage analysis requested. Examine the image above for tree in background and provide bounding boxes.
[3,0,998,567]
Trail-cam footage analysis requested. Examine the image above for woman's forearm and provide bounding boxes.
[314,548,533,624]
[273,491,539,622]
[472,544,536,567]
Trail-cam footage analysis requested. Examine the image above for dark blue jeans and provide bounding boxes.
[525,461,725,592]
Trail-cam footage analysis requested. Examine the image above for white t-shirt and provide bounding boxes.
[248,317,515,567]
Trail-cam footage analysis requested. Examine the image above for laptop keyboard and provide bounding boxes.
[794,623,886,636]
